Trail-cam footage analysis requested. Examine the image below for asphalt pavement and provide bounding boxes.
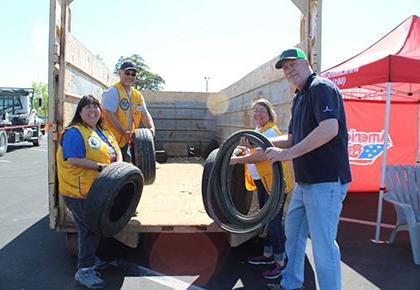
[0,141,310,290]
[1,140,419,290]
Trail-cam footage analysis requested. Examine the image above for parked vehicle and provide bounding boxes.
[0,87,44,156]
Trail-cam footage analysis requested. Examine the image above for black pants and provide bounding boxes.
[120,144,132,163]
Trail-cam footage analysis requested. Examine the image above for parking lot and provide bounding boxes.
[0,141,419,290]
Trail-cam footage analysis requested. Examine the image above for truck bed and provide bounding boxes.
[126,158,222,233]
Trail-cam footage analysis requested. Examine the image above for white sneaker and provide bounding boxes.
[75,267,104,289]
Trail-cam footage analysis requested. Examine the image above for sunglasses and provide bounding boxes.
[125,71,137,77]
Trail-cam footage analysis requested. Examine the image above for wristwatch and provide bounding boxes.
[97,164,104,172]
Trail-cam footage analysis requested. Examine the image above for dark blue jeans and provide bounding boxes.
[255,179,286,259]
[63,196,101,269]
[121,144,132,163]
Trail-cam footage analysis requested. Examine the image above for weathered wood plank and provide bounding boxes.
[134,162,217,227]
[153,119,215,131]
[155,130,216,142]
[140,91,217,156]
[64,65,107,100]
[142,91,211,104]
[65,33,116,87]
[149,107,212,120]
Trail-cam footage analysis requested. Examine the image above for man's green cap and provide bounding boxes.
[275,48,307,69]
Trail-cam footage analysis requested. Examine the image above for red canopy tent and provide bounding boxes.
[323,15,420,96]
[322,15,420,241]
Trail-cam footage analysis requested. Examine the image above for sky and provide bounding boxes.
[0,0,419,92]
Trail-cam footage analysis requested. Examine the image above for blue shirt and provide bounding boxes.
[288,73,352,184]
[62,127,116,160]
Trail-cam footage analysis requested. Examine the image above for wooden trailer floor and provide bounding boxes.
[129,158,220,232]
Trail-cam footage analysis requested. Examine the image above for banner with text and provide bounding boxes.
[345,99,418,192]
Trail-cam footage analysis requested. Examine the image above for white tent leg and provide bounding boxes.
[373,82,392,242]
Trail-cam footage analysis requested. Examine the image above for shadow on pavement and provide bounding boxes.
[2,193,418,290]
[198,234,316,290]
[0,216,315,290]
[0,216,130,290]
[0,216,75,290]
[100,232,316,290]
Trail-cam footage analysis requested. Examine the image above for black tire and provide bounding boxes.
[201,149,252,216]
[32,135,41,146]
[86,162,144,237]
[202,139,219,159]
[66,232,78,256]
[155,150,168,163]
[201,148,219,215]
[131,128,156,185]
[230,164,253,214]
[0,131,7,157]
[206,130,285,234]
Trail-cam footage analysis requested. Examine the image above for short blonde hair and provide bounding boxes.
[252,98,277,123]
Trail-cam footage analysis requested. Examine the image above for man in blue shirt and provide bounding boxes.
[265,48,351,290]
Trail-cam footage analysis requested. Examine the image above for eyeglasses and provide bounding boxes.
[252,109,268,114]
[125,71,137,77]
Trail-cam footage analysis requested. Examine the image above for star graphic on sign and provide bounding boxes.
[359,144,385,159]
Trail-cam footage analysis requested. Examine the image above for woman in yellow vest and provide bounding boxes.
[230,98,294,280]
[56,95,121,289]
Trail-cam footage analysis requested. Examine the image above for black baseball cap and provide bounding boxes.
[120,60,138,72]
[275,48,307,69]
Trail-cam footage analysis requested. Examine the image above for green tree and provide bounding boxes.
[114,54,165,91]
[32,82,48,116]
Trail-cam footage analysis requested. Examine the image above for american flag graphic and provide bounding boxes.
[358,144,385,159]
[349,142,392,166]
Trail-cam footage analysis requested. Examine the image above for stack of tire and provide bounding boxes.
[202,148,253,216]
[201,130,285,234]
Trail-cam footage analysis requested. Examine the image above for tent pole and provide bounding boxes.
[373,82,392,243]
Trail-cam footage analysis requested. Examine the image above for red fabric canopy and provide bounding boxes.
[321,15,420,241]
[322,15,420,102]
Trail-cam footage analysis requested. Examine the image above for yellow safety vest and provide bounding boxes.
[244,122,294,193]
[103,81,143,147]
[57,124,121,199]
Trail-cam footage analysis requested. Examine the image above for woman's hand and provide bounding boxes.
[67,157,107,170]
[230,156,240,165]
[238,136,253,148]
